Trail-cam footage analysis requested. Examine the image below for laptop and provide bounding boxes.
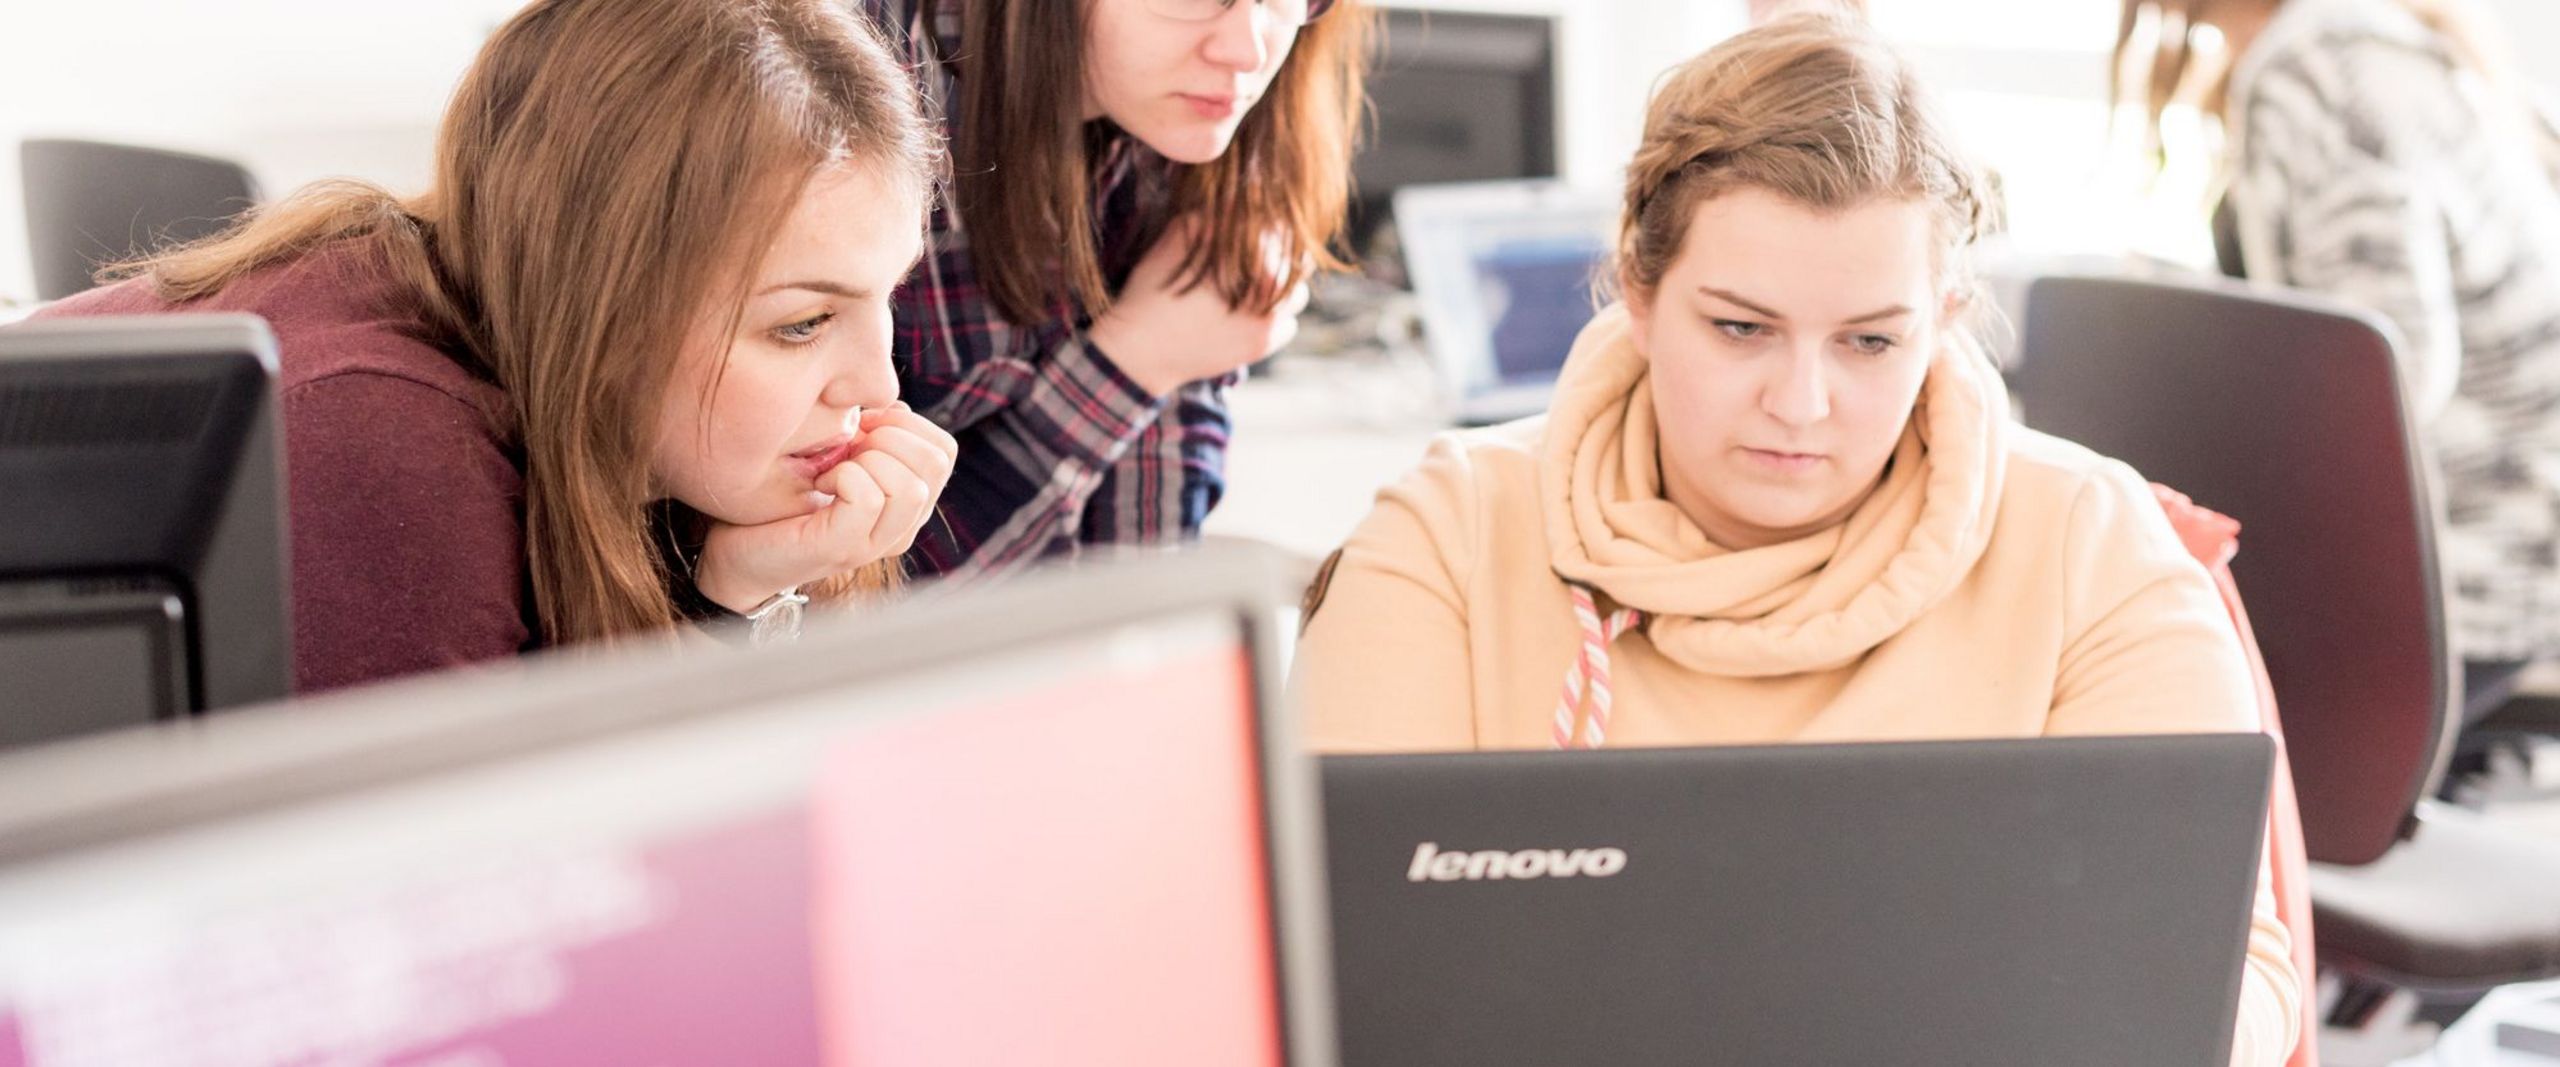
[1393,180,1616,425]
[1322,734,2274,1066]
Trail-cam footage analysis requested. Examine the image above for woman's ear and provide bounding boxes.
[1937,283,1973,330]
[1620,272,1653,358]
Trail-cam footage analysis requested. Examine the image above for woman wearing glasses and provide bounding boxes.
[862,0,1371,579]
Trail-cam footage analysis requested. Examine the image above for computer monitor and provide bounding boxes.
[0,544,1336,1067]
[1349,8,1560,255]
[1394,179,1615,425]
[0,314,289,745]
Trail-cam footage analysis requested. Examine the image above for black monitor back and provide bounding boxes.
[0,314,289,743]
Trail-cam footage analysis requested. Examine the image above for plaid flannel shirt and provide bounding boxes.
[869,0,1237,583]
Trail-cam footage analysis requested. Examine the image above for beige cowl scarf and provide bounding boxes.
[1539,304,2011,678]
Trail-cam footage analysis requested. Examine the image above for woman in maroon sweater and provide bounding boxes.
[28,0,956,693]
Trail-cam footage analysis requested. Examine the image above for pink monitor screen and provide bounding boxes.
[0,611,1285,1067]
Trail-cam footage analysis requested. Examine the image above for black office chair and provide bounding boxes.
[2013,273,2560,1008]
[20,139,260,301]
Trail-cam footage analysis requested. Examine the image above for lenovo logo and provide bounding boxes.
[1406,841,1629,883]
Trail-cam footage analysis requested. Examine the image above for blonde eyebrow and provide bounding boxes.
[1700,286,1911,327]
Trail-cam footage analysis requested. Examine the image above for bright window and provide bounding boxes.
[1868,0,2211,263]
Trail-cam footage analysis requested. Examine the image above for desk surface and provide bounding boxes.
[1204,355,1449,563]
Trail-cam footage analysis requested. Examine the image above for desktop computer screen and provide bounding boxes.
[0,546,1332,1067]
[1349,8,1559,255]
[0,313,289,744]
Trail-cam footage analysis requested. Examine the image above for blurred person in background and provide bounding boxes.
[2117,0,2560,725]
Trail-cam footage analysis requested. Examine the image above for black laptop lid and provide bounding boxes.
[1320,734,2273,1067]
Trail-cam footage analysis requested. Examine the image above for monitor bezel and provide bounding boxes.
[0,541,1338,1067]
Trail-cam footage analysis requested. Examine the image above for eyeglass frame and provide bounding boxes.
[1140,0,1340,28]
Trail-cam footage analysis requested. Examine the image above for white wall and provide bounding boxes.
[0,1,520,307]
[0,0,1748,309]
[2501,0,2560,69]
[1,0,2552,307]
[1386,0,1744,189]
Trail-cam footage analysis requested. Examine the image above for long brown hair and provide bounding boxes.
[1611,14,1993,309]
[116,0,939,647]
[2112,0,2560,180]
[937,0,1373,327]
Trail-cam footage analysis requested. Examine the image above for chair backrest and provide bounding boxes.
[19,139,260,301]
[2016,273,2456,865]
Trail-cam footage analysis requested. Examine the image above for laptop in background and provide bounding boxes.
[1322,734,2273,1067]
[0,544,1336,1067]
[1394,180,1616,426]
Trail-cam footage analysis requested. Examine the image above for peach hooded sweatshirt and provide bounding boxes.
[1294,305,2301,1065]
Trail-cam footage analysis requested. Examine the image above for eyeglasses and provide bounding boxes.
[1141,0,1337,29]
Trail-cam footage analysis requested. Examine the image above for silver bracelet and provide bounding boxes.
[742,586,808,646]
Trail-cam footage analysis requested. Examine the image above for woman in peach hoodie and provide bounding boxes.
[1294,15,2301,1065]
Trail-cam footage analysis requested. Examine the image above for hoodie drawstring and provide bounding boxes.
[1552,583,1644,750]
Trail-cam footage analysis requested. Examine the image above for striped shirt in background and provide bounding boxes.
[2227,0,2560,661]
[865,0,1239,582]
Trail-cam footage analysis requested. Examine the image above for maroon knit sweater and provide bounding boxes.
[28,245,534,693]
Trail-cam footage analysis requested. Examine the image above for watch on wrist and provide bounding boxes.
[742,586,808,646]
